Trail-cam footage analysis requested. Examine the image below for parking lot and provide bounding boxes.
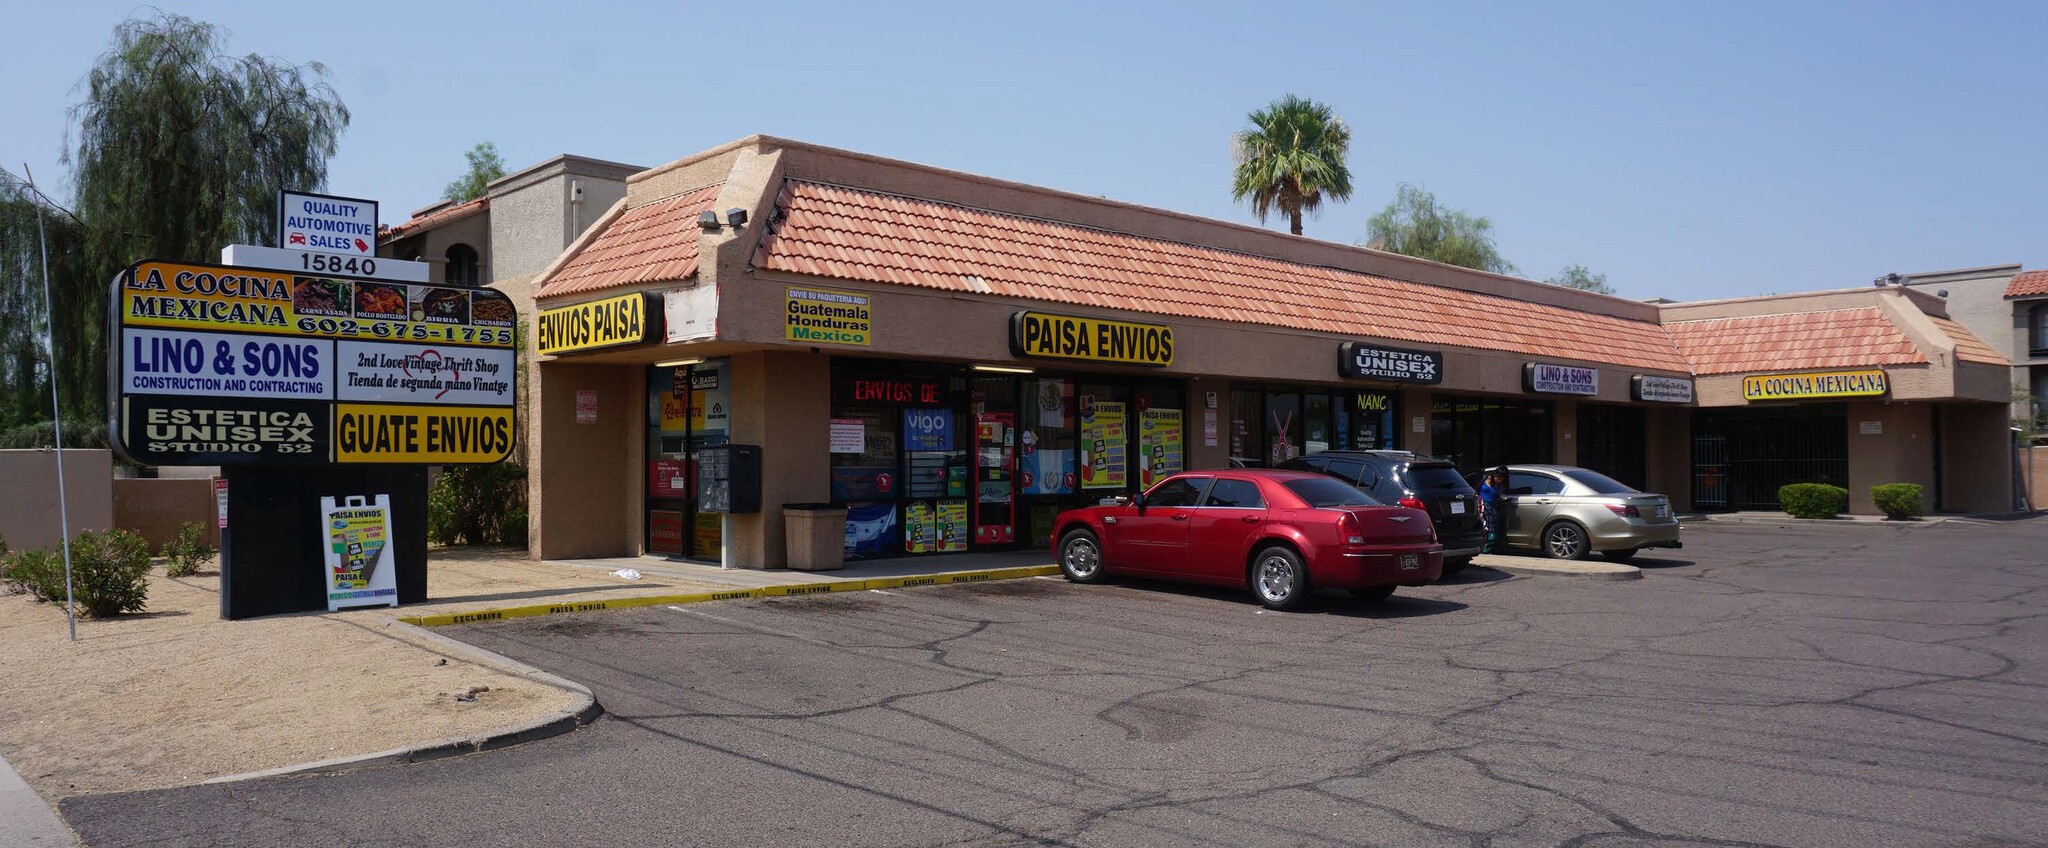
[63,520,2048,848]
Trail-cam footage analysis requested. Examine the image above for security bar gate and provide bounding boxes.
[1692,404,1848,511]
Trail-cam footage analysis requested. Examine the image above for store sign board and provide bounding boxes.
[1524,362,1600,396]
[665,285,718,343]
[785,286,871,346]
[1338,342,1442,384]
[118,395,329,465]
[903,408,955,451]
[119,260,515,348]
[280,191,378,257]
[1009,311,1174,367]
[332,403,515,464]
[121,327,333,401]
[335,341,515,406]
[1631,375,1695,404]
[535,292,658,356]
[1743,369,1889,402]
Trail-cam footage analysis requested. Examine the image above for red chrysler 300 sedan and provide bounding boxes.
[1051,469,1445,610]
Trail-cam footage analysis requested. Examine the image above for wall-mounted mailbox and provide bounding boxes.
[697,444,761,514]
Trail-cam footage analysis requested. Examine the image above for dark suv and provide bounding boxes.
[1275,450,1486,574]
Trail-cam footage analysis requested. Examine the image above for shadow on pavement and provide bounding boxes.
[1436,567,1513,585]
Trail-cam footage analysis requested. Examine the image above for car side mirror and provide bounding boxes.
[1112,494,1135,509]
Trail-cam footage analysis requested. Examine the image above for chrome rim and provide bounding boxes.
[1546,524,1584,558]
[1063,537,1100,578]
[1256,555,1295,601]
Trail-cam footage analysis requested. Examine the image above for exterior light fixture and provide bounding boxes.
[725,207,749,228]
[655,357,705,368]
[971,364,1035,374]
[697,211,721,231]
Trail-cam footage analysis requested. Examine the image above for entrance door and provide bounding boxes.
[974,412,1016,546]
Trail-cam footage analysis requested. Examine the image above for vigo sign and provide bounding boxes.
[1338,342,1442,384]
[1009,311,1174,367]
[1524,362,1600,396]
[109,258,518,466]
[1743,369,1889,402]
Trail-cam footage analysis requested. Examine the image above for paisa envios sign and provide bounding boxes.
[1010,311,1174,367]
[109,259,518,466]
[1338,342,1442,384]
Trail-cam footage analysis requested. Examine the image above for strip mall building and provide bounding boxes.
[517,136,2014,566]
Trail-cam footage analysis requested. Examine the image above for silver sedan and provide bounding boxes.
[1478,465,1683,562]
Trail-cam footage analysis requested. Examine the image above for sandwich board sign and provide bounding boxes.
[321,494,397,611]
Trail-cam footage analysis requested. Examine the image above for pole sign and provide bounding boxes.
[1338,342,1442,384]
[280,191,378,257]
[109,259,518,466]
[1524,362,1600,396]
[1630,375,1695,403]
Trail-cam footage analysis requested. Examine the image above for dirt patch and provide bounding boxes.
[942,579,1062,599]
[760,593,885,615]
[0,567,578,799]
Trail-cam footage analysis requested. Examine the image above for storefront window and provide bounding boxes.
[1078,383,1130,490]
[1430,395,1554,474]
[1232,386,1399,464]
[1230,388,1263,465]
[644,360,728,560]
[1304,394,1332,454]
[1265,391,1302,465]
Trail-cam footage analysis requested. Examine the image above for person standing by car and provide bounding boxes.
[1478,467,1507,553]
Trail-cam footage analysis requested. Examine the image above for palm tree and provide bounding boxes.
[1231,95,1354,236]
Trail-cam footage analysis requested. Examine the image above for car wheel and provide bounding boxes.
[1250,545,1311,611]
[1350,585,1396,602]
[1601,548,1639,563]
[1542,521,1591,560]
[1442,556,1472,576]
[1058,529,1107,583]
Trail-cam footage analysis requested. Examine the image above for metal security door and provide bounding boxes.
[1692,435,1728,510]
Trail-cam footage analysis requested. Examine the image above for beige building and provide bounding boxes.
[448,135,2012,567]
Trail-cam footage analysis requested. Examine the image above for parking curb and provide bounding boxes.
[1478,560,1642,580]
[396,564,1063,628]
[196,619,604,786]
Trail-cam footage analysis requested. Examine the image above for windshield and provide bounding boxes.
[1282,477,1379,508]
[1562,469,1639,494]
[1405,464,1473,493]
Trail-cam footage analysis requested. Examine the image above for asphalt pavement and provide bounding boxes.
[61,519,2048,847]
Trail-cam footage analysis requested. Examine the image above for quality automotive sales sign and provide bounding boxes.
[109,258,519,466]
[280,191,378,256]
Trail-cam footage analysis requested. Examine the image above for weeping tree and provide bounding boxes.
[9,12,350,431]
[0,177,89,435]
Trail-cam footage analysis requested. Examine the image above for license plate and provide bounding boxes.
[1655,505,1667,518]
[1400,554,1420,570]
[1449,501,1466,515]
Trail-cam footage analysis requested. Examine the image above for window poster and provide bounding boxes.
[1138,408,1184,489]
[937,499,969,552]
[845,502,900,559]
[688,360,730,437]
[905,500,937,553]
[1080,401,1127,489]
[649,510,685,555]
[693,512,722,558]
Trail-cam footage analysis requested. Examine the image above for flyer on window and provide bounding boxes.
[1080,401,1126,489]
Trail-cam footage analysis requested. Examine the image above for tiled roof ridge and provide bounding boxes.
[2005,269,2048,298]
[1662,306,1884,326]
[773,178,1664,331]
[532,182,725,298]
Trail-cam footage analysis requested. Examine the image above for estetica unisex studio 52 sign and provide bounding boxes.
[109,259,518,466]
[1338,342,1442,384]
[1009,311,1174,367]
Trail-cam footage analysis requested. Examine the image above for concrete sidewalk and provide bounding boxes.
[0,753,73,847]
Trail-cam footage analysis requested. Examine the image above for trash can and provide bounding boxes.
[782,503,847,571]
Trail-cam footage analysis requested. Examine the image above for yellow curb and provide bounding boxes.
[398,565,1061,628]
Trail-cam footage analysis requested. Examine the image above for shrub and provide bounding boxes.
[1778,483,1848,519]
[497,507,529,548]
[428,462,528,547]
[69,529,152,617]
[3,547,65,601]
[161,521,214,577]
[1871,483,1924,520]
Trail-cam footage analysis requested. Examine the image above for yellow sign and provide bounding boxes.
[1743,369,1889,401]
[333,403,515,463]
[1010,311,1174,367]
[785,286,871,346]
[536,292,655,355]
[121,260,515,348]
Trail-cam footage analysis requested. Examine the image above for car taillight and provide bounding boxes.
[1604,504,1641,518]
[1398,497,1426,511]
[1339,512,1366,546]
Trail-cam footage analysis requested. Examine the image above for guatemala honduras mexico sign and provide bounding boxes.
[110,259,518,466]
[280,191,378,256]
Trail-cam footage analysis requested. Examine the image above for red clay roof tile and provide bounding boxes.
[1928,316,2009,365]
[379,197,486,242]
[2006,269,2048,299]
[534,183,723,298]
[1665,309,1926,375]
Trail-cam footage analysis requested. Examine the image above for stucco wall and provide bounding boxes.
[113,477,219,548]
[2022,445,2048,511]
[531,362,643,559]
[1185,378,1230,471]
[1844,401,1936,514]
[1644,407,1690,510]
[1941,404,2015,514]
[723,351,832,568]
[0,449,113,551]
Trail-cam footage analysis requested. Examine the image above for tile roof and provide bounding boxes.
[751,180,1688,371]
[2006,269,2048,299]
[379,197,486,242]
[1664,308,1926,376]
[1927,316,2009,365]
[534,183,723,298]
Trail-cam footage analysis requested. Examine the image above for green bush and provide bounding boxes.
[497,507,529,548]
[1778,483,1848,519]
[429,462,528,547]
[161,521,214,577]
[69,529,153,617]
[1871,483,1924,520]
[3,547,65,601]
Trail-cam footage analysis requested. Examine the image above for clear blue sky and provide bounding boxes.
[5,1,2043,301]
